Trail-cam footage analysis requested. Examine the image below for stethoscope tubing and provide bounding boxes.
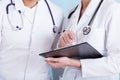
[44,0,57,33]
[44,0,55,25]
[67,0,104,35]
[6,0,15,14]
[88,0,103,26]
[6,0,57,33]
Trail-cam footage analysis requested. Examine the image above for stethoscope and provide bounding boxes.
[6,0,58,33]
[67,0,103,35]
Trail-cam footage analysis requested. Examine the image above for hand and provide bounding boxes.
[58,30,76,48]
[45,57,81,68]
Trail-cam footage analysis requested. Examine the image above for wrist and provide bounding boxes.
[70,59,81,68]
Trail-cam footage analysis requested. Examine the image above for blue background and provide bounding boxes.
[51,0,120,14]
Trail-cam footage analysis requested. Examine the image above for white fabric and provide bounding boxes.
[0,0,63,80]
[61,0,120,80]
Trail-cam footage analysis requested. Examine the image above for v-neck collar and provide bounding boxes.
[67,0,102,33]
[14,0,44,13]
[77,0,102,26]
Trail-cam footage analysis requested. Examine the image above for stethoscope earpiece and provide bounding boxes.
[16,26,22,30]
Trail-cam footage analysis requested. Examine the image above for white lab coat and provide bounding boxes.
[0,0,63,80]
[61,0,120,80]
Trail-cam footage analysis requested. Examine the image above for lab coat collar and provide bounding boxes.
[77,0,102,26]
[71,2,82,25]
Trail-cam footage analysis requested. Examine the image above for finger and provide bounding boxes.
[59,35,70,48]
[47,61,58,68]
[64,32,72,43]
[46,58,59,63]
[64,30,76,42]
[59,38,66,48]
[68,30,76,40]
[59,31,75,47]
[60,35,66,45]
[61,33,68,44]
[47,62,62,68]
[62,32,72,44]
[60,34,70,47]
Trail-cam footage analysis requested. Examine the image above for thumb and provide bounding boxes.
[46,58,59,63]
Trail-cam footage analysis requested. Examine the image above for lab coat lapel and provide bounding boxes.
[77,0,102,30]
[72,0,103,43]
[65,2,82,32]
[72,3,82,25]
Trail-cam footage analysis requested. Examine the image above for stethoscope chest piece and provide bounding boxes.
[68,0,103,35]
[83,26,91,35]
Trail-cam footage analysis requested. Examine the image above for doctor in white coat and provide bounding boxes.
[46,0,120,80]
[0,0,63,80]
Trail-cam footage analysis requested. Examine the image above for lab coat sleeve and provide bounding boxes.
[80,4,120,78]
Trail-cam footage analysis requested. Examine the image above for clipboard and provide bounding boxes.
[39,42,103,59]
